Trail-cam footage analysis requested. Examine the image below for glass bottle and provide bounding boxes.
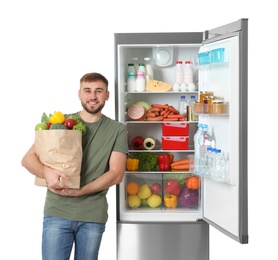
[127,71,136,92]
[135,71,146,92]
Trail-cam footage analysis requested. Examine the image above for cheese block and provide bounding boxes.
[146,80,172,92]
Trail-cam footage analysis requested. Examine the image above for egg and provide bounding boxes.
[180,83,188,91]
[187,82,196,91]
[173,83,180,92]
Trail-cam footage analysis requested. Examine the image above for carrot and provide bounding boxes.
[171,163,189,170]
[171,158,189,167]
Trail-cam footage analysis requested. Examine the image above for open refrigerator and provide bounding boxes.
[114,18,248,260]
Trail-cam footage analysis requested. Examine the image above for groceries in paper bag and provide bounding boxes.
[34,111,86,188]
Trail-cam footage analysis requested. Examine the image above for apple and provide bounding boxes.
[64,118,77,129]
[45,122,52,129]
[35,123,48,130]
[164,179,181,196]
[151,183,162,195]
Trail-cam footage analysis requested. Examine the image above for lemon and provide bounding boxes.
[147,194,162,208]
[128,195,141,208]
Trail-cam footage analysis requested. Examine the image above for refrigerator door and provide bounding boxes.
[199,19,248,244]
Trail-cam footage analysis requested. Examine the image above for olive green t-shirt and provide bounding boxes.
[44,114,128,223]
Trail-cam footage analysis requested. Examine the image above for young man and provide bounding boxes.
[22,72,129,260]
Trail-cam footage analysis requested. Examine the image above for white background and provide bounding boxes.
[0,1,275,259]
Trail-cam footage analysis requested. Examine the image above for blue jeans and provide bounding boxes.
[42,215,106,260]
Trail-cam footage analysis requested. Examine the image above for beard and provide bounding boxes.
[81,100,105,114]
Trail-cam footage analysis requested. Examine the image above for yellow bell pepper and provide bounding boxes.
[126,158,139,171]
[49,111,65,124]
[164,194,178,208]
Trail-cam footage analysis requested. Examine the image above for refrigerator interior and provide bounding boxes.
[117,43,204,222]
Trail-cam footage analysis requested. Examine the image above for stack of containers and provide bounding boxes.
[161,123,189,150]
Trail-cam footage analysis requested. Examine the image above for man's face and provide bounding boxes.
[78,80,109,114]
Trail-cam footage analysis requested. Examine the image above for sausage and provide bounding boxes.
[146,116,164,121]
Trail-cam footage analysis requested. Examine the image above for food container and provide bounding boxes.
[197,52,210,65]
[161,136,189,150]
[162,123,189,136]
[193,101,203,114]
[199,91,214,103]
[211,101,228,114]
[210,48,225,63]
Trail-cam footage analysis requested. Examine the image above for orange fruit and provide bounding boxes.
[126,182,140,195]
[185,176,200,190]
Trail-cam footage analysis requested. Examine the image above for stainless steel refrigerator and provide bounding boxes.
[114,18,248,260]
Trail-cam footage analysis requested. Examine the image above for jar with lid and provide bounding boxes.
[135,71,146,92]
[144,57,154,80]
[127,71,136,92]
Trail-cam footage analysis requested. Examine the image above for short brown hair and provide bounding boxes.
[80,72,109,89]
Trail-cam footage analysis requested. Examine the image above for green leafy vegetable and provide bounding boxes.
[41,113,50,123]
[132,152,159,171]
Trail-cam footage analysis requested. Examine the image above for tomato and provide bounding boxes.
[35,123,48,130]
[45,122,52,129]
[64,118,77,129]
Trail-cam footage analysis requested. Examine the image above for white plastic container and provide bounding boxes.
[184,60,194,84]
[175,60,184,84]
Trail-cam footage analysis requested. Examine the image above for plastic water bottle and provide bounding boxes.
[204,147,212,177]
[198,124,215,174]
[144,57,154,80]
[194,123,203,174]
[127,71,136,92]
[184,60,194,84]
[214,149,226,181]
[179,95,188,120]
[135,71,146,92]
[175,60,184,84]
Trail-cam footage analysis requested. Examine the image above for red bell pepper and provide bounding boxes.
[157,154,171,171]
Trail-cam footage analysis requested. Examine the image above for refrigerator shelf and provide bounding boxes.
[125,91,199,94]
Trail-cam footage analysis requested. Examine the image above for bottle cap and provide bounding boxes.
[176,61,182,64]
[185,61,191,64]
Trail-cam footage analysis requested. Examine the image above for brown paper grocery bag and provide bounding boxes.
[34,130,82,188]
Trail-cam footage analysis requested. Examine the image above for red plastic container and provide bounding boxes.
[161,136,189,150]
[162,123,189,136]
